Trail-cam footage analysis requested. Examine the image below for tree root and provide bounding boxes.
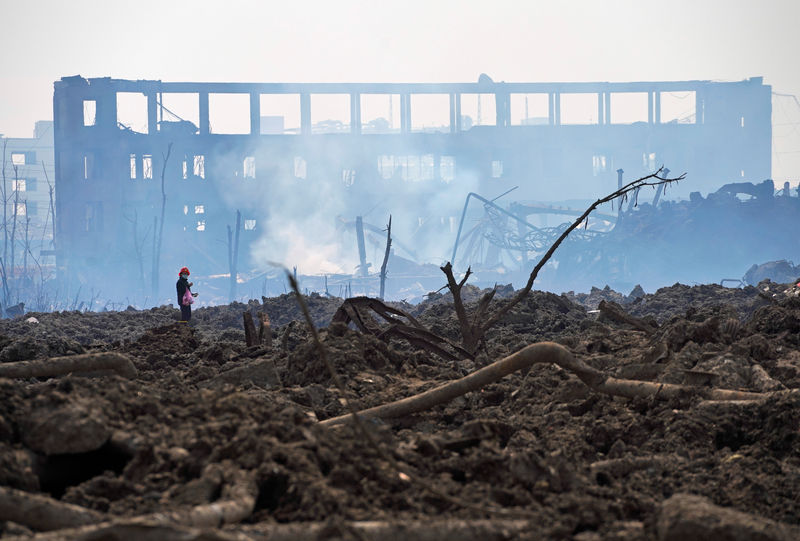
[320,341,774,427]
[0,486,107,531]
[0,352,137,379]
[4,466,256,539]
[12,518,532,541]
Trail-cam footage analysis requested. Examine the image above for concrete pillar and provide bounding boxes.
[617,168,624,190]
[455,93,462,132]
[350,92,361,134]
[300,93,311,134]
[250,92,260,135]
[548,93,555,126]
[147,92,157,135]
[449,93,457,133]
[598,93,604,125]
[199,91,209,135]
[554,93,561,126]
[655,91,661,124]
[400,94,410,133]
[604,92,611,125]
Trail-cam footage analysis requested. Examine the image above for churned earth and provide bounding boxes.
[0,280,798,539]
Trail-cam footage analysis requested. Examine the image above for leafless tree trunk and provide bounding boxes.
[442,168,685,355]
[151,142,172,301]
[379,215,391,300]
[228,210,241,302]
[9,165,20,296]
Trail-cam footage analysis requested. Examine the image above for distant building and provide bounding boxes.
[0,121,55,273]
[51,76,771,292]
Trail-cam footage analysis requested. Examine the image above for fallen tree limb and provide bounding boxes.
[598,300,657,335]
[0,486,107,531]
[320,341,773,427]
[658,493,800,541]
[590,454,683,479]
[14,518,533,541]
[0,352,137,379]
[7,466,256,539]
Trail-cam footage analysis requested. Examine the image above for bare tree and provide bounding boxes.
[379,215,392,300]
[441,168,685,355]
[151,142,173,301]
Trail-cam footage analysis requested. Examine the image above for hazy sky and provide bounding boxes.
[2,0,799,180]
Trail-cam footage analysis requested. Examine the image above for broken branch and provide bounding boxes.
[320,341,772,427]
[0,352,137,379]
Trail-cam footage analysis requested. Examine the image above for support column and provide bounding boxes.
[654,90,661,124]
[449,93,457,133]
[199,91,209,135]
[400,94,410,133]
[300,93,311,134]
[604,92,611,125]
[147,92,157,134]
[648,91,655,124]
[350,92,361,134]
[250,92,260,135]
[598,93,605,125]
[548,93,555,126]
[554,93,561,126]
[455,93,462,132]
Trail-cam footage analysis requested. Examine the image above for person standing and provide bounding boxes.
[176,267,198,322]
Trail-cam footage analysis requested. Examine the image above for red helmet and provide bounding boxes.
[179,267,190,276]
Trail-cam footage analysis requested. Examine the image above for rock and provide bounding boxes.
[24,317,39,324]
[22,400,110,455]
[658,493,800,541]
[203,358,281,390]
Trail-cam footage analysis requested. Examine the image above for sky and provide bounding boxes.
[2,0,800,181]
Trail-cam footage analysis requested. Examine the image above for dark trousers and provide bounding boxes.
[180,304,191,321]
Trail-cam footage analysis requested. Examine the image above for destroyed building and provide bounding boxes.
[0,121,56,274]
[52,76,772,301]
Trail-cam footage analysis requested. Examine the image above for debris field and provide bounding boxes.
[0,280,798,540]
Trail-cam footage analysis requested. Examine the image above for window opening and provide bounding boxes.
[342,169,356,186]
[209,93,250,134]
[592,155,607,176]
[510,93,549,125]
[440,156,455,183]
[12,179,26,192]
[361,94,400,133]
[460,93,496,129]
[193,155,205,179]
[609,92,648,124]
[294,157,307,179]
[130,154,137,179]
[11,153,25,166]
[196,220,206,231]
[311,94,350,134]
[491,160,504,178]
[410,94,450,133]
[83,100,97,126]
[260,94,301,134]
[142,155,153,179]
[560,93,598,125]
[116,92,148,133]
[194,205,205,214]
[244,219,256,230]
[243,156,256,178]
[660,91,696,124]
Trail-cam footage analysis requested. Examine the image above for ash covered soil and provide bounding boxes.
[0,281,799,539]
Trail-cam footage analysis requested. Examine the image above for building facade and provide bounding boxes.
[52,76,771,297]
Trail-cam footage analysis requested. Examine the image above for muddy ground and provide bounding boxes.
[0,280,798,539]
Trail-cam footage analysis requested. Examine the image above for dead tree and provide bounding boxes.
[441,168,684,355]
[227,210,241,302]
[151,142,173,301]
[379,215,392,300]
